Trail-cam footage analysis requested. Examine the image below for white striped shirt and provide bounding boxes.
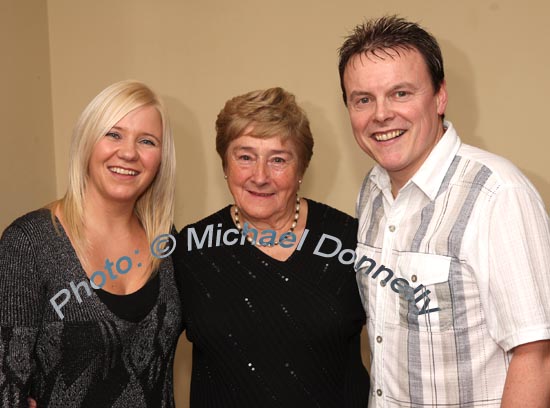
[355,121,550,407]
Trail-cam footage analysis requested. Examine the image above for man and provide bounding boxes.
[338,15,550,407]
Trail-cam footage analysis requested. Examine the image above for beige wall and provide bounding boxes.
[0,0,56,232]
[45,0,550,227]
[3,0,550,406]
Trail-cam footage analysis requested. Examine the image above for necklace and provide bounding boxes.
[234,195,300,246]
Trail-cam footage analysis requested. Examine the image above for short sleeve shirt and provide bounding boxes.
[355,121,550,407]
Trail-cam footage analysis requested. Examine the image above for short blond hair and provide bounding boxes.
[215,87,314,176]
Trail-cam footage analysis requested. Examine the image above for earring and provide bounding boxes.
[224,175,228,179]
[298,180,302,184]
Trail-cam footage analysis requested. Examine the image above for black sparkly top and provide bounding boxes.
[174,199,370,407]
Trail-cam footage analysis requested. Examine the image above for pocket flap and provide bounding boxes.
[397,252,451,286]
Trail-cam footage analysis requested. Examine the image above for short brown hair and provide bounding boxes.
[338,15,445,104]
[215,87,314,175]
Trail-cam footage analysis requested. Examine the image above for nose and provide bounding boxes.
[373,99,394,123]
[117,139,139,161]
[251,159,270,184]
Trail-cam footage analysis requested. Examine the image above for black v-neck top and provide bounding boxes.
[173,198,370,407]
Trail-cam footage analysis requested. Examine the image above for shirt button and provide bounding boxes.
[388,225,396,232]
[376,336,382,343]
[411,274,417,282]
[380,280,387,287]
[377,389,383,396]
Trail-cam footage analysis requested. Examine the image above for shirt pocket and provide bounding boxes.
[395,252,453,331]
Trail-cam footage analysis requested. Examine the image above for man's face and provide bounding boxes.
[343,48,447,190]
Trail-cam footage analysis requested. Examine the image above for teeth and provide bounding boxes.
[110,167,138,176]
[374,130,405,141]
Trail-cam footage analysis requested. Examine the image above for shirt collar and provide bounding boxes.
[368,120,461,201]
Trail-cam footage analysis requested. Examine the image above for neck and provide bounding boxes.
[389,124,447,198]
[83,191,141,237]
[389,176,407,198]
[234,196,300,246]
[237,198,299,232]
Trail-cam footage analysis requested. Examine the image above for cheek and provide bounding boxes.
[226,164,248,182]
[88,149,105,173]
[349,111,372,132]
[227,170,251,192]
[278,169,300,189]
[404,101,431,122]
[143,150,162,170]
[89,146,105,164]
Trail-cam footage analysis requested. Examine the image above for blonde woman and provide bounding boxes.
[0,80,182,407]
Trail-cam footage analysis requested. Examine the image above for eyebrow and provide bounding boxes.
[111,126,161,143]
[348,82,417,100]
[389,82,417,91]
[231,146,294,156]
[348,90,372,100]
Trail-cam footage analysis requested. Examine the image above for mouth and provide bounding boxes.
[372,129,406,142]
[248,191,275,198]
[108,166,140,176]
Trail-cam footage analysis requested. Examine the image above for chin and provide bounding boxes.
[245,207,273,219]
[106,190,142,203]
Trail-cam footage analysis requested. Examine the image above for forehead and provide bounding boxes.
[117,105,160,122]
[113,105,162,133]
[228,134,295,154]
[344,48,431,90]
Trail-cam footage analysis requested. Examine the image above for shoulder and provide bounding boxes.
[305,198,358,236]
[1,208,55,243]
[306,198,356,224]
[0,209,54,313]
[174,206,232,251]
[454,144,547,214]
[458,144,536,189]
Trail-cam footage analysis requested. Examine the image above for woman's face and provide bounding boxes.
[87,105,163,206]
[225,132,301,227]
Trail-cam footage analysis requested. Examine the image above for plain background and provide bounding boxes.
[2,1,549,406]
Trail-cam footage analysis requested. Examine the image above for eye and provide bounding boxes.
[269,156,291,170]
[106,131,121,139]
[140,138,156,146]
[239,154,252,161]
[395,90,409,98]
[359,97,370,104]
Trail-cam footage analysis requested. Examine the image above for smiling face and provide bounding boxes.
[86,105,163,206]
[343,48,447,192]
[225,132,301,228]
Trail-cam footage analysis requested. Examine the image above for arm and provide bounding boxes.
[501,340,550,407]
[171,226,189,333]
[0,222,43,407]
[484,185,550,406]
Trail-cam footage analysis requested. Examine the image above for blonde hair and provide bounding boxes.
[51,80,175,273]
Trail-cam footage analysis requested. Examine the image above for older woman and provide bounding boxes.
[0,80,182,407]
[173,87,369,407]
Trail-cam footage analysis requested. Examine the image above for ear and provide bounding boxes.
[436,80,448,116]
